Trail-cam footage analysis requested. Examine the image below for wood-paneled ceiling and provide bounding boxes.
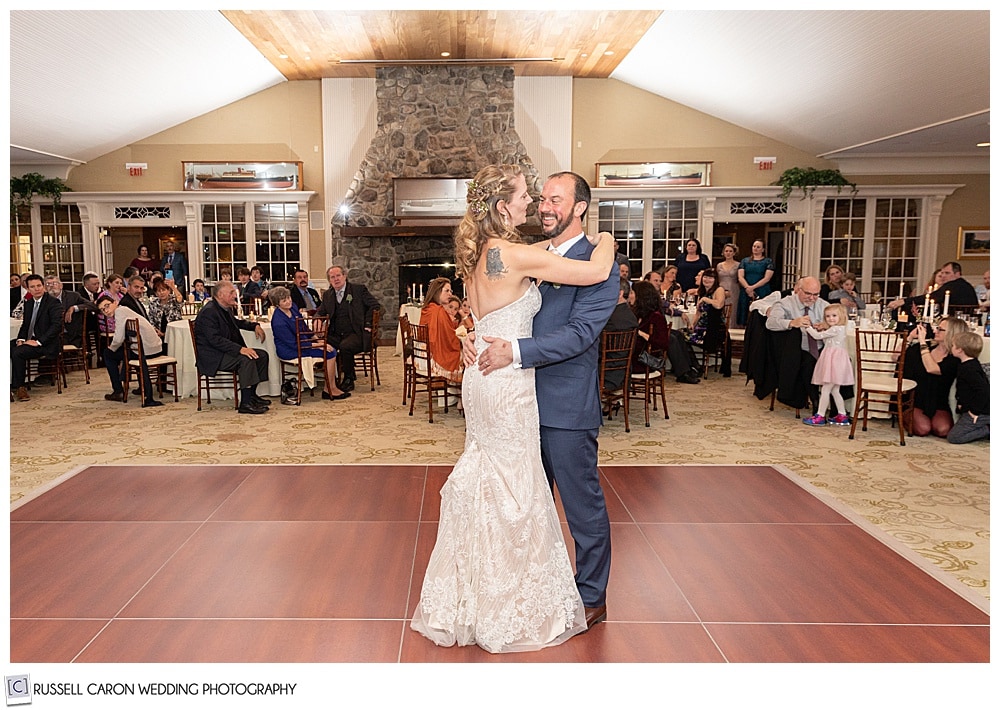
[221,10,662,80]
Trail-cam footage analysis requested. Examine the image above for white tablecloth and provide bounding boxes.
[11,318,22,340]
[165,318,282,398]
[394,303,423,355]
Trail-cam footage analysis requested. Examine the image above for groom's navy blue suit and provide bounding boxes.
[517,235,619,607]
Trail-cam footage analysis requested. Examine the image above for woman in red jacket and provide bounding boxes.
[419,276,464,383]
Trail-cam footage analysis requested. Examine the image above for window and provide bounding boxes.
[39,204,85,288]
[9,205,32,277]
[253,202,301,284]
[201,204,247,281]
[598,197,699,277]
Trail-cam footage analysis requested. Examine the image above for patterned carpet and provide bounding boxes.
[9,351,990,602]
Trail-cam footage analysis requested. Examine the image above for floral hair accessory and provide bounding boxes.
[467,179,501,218]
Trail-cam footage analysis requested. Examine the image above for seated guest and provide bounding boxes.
[765,276,829,411]
[419,277,463,384]
[95,295,164,408]
[457,297,475,332]
[147,277,183,343]
[685,268,731,377]
[10,274,62,402]
[828,272,866,312]
[642,270,663,294]
[974,270,989,309]
[885,269,944,325]
[235,266,262,305]
[602,278,639,391]
[660,265,682,305]
[10,273,23,315]
[289,269,321,312]
[97,273,126,337]
[119,275,151,325]
[269,286,349,401]
[190,278,210,302]
[947,331,990,444]
[631,280,700,384]
[902,316,969,438]
[819,264,846,302]
[194,281,272,415]
[44,275,87,348]
[315,265,380,392]
[250,265,271,303]
[928,261,979,309]
[446,295,463,326]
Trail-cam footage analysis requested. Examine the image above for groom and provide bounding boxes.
[476,171,619,629]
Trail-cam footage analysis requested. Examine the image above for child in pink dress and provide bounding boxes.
[803,303,855,426]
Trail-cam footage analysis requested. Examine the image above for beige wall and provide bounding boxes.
[66,81,328,273]
[61,76,989,284]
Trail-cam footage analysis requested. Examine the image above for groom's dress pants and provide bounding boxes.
[540,425,611,608]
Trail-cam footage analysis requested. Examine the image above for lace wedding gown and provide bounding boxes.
[411,283,587,653]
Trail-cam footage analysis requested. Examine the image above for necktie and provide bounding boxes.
[804,306,819,357]
[337,289,345,304]
[302,288,316,310]
[27,300,40,340]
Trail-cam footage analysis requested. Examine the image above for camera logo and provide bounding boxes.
[5,675,31,706]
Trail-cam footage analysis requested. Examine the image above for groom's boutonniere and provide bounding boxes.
[346,294,353,303]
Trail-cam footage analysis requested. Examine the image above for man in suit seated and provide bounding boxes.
[929,261,979,309]
[316,265,381,392]
[193,281,272,415]
[44,275,87,348]
[96,295,164,407]
[235,266,263,307]
[119,275,151,323]
[765,276,829,412]
[10,274,63,402]
[601,278,639,391]
[289,269,321,312]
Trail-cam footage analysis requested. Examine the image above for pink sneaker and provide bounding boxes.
[802,414,827,426]
[831,413,852,426]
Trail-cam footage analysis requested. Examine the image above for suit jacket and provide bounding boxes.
[16,292,64,357]
[237,280,262,304]
[193,299,259,376]
[316,282,381,347]
[603,301,639,332]
[55,290,87,347]
[289,285,321,311]
[929,277,979,307]
[161,251,188,292]
[119,293,150,322]
[518,237,619,431]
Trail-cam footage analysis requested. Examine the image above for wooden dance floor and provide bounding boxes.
[9,464,989,663]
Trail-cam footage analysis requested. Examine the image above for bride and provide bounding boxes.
[410,165,614,653]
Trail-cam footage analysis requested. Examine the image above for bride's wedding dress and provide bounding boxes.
[411,283,587,653]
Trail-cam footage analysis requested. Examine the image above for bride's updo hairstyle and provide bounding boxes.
[454,164,524,280]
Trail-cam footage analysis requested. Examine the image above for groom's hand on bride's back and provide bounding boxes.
[477,336,513,376]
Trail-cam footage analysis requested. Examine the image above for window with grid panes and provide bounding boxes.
[652,198,699,272]
[10,204,32,277]
[253,202,301,284]
[871,198,921,300]
[38,203,85,289]
[597,198,644,279]
[820,198,866,282]
[201,204,247,281]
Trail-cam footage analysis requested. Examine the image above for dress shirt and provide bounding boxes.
[765,293,830,353]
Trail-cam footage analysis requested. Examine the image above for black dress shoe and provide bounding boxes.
[583,604,607,630]
[141,400,164,408]
[677,372,700,384]
[340,378,355,392]
[237,403,268,415]
[250,394,272,406]
[104,391,124,402]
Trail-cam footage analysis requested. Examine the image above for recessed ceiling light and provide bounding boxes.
[278,54,288,60]
[440,52,450,58]
[977,142,990,147]
[603,50,614,56]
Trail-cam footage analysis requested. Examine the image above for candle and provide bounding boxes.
[898,281,904,299]
[923,287,931,320]
[419,284,424,301]
[942,290,950,317]
[255,297,262,315]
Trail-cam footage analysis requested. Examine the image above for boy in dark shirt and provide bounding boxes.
[947,331,990,444]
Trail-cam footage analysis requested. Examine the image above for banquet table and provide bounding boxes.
[394,303,424,355]
[164,317,283,398]
[11,318,22,340]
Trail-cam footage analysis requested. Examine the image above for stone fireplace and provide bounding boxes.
[330,64,539,343]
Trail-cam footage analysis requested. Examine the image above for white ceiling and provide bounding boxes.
[8,9,991,176]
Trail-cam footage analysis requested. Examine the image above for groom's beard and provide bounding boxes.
[540,209,575,239]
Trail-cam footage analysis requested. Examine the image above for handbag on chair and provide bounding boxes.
[637,349,666,371]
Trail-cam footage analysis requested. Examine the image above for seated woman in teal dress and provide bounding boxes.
[269,286,350,401]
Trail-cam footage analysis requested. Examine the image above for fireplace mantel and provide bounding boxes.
[341,225,543,238]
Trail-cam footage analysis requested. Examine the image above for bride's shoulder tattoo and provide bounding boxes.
[485,246,508,281]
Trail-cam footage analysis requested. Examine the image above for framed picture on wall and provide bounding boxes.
[182,161,303,191]
[957,226,989,259]
[596,161,711,188]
